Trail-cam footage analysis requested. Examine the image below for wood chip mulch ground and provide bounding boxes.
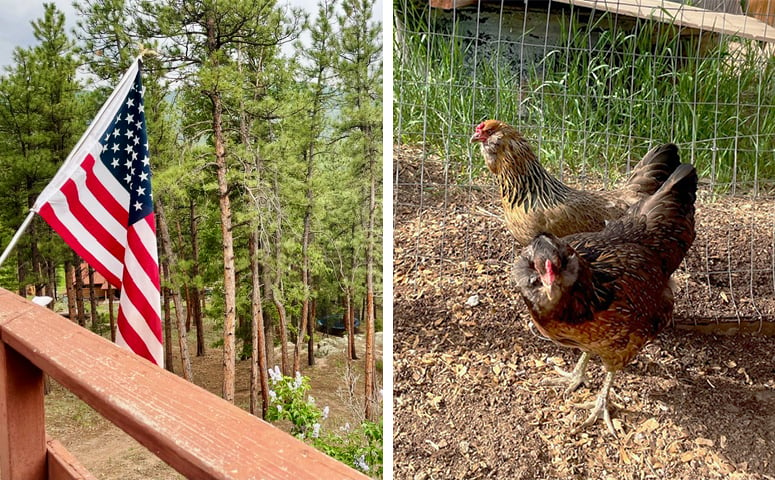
[393,144,775,480]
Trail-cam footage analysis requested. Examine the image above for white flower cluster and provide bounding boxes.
[354,455,369,472]
[268,365,282,383]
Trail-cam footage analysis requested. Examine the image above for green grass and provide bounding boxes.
[394,7,775,190]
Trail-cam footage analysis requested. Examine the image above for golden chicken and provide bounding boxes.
[471,119,681,245]
[512,163,697,435]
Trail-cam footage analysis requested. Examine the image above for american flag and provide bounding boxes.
[32,59,163,366]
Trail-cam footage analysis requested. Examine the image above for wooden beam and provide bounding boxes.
[429,0,775,43]
[430,0,477,8]
[46,437,97,480]
[0,339,46,480]
[559,0,775,43]
[0,289,368,480]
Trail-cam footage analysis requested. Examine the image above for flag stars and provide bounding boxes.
[95,71,152,222]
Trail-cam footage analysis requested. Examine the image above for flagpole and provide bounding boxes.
[0,210,36,269]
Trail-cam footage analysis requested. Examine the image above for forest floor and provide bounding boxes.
[43,324,383,479]
[394,145,775,480]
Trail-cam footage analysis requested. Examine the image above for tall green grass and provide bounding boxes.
[394,7,775,190]
[393,5,524,172]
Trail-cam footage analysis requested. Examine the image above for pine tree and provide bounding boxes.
[335,0,383,421]
[0,4,81,296]
[135,0,301,402]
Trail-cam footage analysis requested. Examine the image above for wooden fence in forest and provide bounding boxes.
[0,288,367,480]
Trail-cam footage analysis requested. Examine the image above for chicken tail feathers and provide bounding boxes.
[636,163,698,272]
[623,143,681,198]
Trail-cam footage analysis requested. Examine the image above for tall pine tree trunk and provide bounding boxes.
[189,199,205,357]
[364,148,377,422]
[162,284,174,373]
[88,266,98,330]
[74,259,85,327]
[346,288,357,360]
[157,199,193,382]
[272,169,289,376]
[210,89,237,401]
[293,151,314,374]
[174,217,193,333]
[308,297,316,366]
[273,292,290,376]
[261,260,275,369]
[65,260,77,322]
[249,230,269,418]
[108,288,116,342]
[202,7,237,401]
[46,258,56,302]
[347,229,358,360]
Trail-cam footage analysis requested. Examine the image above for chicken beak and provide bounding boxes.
[470,132,482,143]
[540,261,557,300]
[541,280,554,300]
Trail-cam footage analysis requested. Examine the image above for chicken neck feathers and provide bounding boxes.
[477,121,681,245]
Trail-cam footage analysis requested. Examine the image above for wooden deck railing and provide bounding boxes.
[0,288,369,480]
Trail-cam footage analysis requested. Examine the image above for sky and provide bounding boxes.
[0,0,384,70]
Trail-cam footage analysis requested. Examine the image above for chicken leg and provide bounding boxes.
[541,351,590,395]
[574,370,617,436]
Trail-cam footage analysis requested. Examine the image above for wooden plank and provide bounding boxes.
[0,289,369,480]
[553,0,775,42]
[430,0,775,42]
[46,437,97,480]
[430,0,477,8]
[0,341,46,480]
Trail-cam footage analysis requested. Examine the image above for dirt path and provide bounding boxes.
[393,146,775,479]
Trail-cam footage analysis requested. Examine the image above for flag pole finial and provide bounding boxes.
[137,44,159,59]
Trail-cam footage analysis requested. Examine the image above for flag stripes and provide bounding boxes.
[33,59,163,366]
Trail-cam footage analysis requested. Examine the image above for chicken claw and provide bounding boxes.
[541,351,590,395]
[574,371,617,437]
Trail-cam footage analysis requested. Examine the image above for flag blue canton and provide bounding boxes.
[98,69,152,226]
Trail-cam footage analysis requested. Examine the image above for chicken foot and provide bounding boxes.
[574,370,617,437]
[541,351,590,395]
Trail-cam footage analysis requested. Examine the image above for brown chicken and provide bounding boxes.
[512,162,697,435]
[471,119,681,245]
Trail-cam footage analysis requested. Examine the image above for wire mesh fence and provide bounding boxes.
[394,0,775,331]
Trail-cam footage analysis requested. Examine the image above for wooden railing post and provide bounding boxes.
[0,341,46,480]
